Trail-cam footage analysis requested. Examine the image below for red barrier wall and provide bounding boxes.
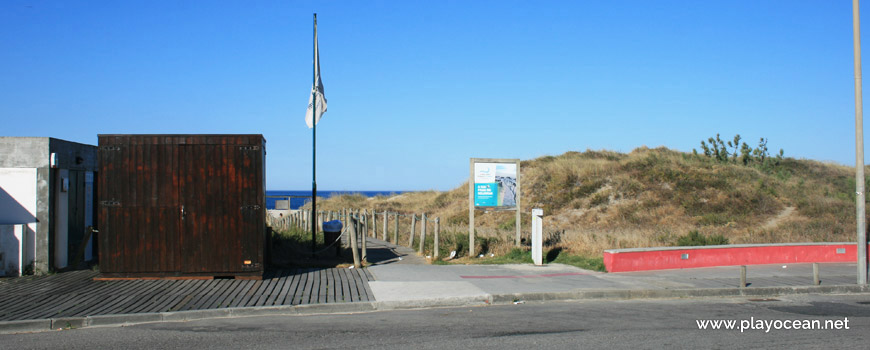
[603,243,869,272]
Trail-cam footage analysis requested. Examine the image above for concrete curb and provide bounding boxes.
[489,284,870,304]
[375,296,490,310]
[2,284,869,334]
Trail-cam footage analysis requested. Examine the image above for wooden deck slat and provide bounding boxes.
[290,270,309,305]
[234,279,266,308]
[74,284,142,316]
[206,280,246,309]
[326,268,337,303]
[3,279,106,319]
[343,268,357,302]
[317,269,327,304]
[253,272,284,307]
[145,280,198,313]
[191,279,232,310]
[92,294,140,316]
[298,269,314,305]
[0,267,374,321]
[36,279,129,318]
[116,280,175,314]
[124,280,176,314]
[263,271,290,306]
[352,269,368,301]
[219,280,256,309]
[100,282,159,314]
[179,280,219,311]
[244,273,277,307]
[169,280,208,311]
[357,269,375,301]
[281,270,299,305]
[338,268,352,302]
[304,269,317,305]
[15,293,90,320]
[149,282,201,313]
[8,270,96,294]
[346,269,361,302]
[276,270,299,306]
[0,289,65,317]
[98,281,154,313]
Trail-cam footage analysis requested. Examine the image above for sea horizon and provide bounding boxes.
[265,190,408,210]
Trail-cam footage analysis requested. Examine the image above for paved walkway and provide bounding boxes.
[0,237,867,333]
[363,237,427,265]
[368,259,861,305]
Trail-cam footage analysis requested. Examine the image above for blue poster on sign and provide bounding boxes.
[473,162,518,208]
[475,183,498,207]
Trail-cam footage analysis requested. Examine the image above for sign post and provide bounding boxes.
[531,208,543,266]
[469,158,521,257]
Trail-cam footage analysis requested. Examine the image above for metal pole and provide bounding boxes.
[469,159,475,258]
[515,159,521,247]
[854,0,868,285]
[311,13,318,255]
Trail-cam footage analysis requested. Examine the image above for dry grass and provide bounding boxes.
[304,147,867,257]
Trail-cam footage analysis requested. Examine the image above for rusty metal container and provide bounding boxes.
[97,135,265,279]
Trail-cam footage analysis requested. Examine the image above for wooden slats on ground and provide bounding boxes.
[0,268,376,322]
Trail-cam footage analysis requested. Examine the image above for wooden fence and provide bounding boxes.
[267,209,441,267]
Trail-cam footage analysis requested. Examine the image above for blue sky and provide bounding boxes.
[0,1,864,190]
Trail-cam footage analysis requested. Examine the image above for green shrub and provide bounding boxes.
[676,230,729,246]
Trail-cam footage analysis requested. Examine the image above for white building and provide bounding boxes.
[0,137,97,276]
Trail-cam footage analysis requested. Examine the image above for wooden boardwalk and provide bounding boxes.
[0,268,375,322]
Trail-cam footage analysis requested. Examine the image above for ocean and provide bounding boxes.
[265,190,406,210]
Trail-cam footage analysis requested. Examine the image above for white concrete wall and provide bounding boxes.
[0,167,38,276]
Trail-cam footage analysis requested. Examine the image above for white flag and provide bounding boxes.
[305,18,326,128]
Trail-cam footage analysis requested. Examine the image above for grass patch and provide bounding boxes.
[549,253,606,272]
[675,230,729,246]
[437,247,606,272]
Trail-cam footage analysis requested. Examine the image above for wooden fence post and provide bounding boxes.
[372,208,377,239]
[419,213,427,253]
[409,214,416,248]
[434,217,440,259]
[360,210,367,262]
[393,212,399,244]
[383,210,389,241]
[349,217,361,268]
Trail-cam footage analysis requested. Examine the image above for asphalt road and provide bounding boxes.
[2,294,869,349]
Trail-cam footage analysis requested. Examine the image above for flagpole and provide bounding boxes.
[311,13,318,256]
[853,0,867,285]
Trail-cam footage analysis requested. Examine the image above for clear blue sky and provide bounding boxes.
[0,1,865,191]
